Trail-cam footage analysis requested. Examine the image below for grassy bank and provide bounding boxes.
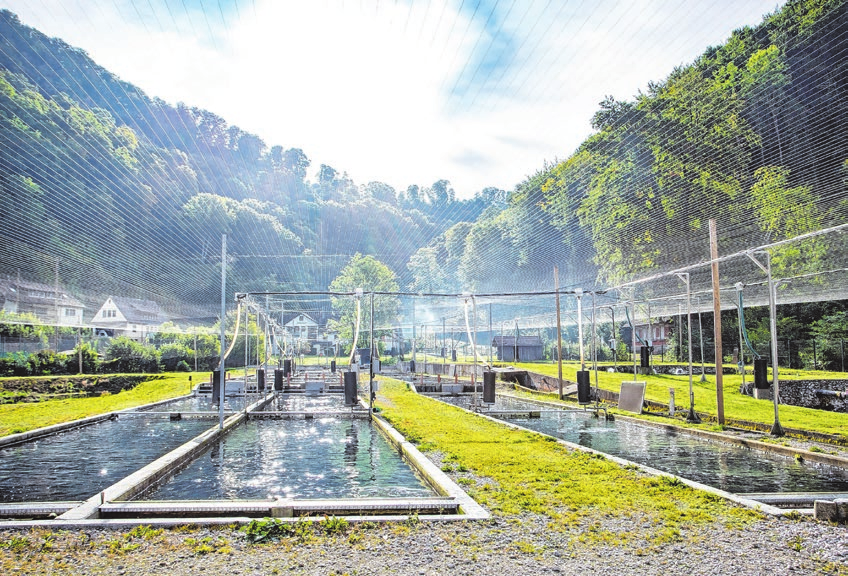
[511,361,848,440]
[0,372,196,437]
[375,377,761,543]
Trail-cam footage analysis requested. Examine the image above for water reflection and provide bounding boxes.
[439,395,848,494]
[0,418,212,502]
[141,418,432,500]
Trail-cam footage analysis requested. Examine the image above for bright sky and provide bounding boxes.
[2,0,783,197]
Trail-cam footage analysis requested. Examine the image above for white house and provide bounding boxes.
[283,312,319,341]
[92,296,165,340]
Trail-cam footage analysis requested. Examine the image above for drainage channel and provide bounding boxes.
[433,392,848,516]
[0,388,486,527]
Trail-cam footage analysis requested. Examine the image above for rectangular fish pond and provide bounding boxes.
[0,390,483,524]
[139,417,432,500]
[0,416,212,502]
[436,394,848,496]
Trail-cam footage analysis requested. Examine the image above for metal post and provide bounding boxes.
[369,292,375,417]
[631,297,637,377]
[514,320,519,363]
[677,273,698,423]
[244,302,249,396]
[575,288,584,369]
[218,234,227,430]
[709,219,726,425]
[610,306,617,373]
[443,317,446,368]
[591,291,598,394]
[472,294,478,404]
[735,283,746,392]
[411,298,416,369]
[747,250,783,436]
[697,297,706,382]
[489,303,493,366]
[841,338,844,373]
[555,267,563,399]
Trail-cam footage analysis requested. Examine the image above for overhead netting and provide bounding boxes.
[0,0,846,331]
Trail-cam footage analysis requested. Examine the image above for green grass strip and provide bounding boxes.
[0,372,195,437]
[375,378,762,544]
[511,361,848,439]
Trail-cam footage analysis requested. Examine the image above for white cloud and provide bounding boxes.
[1,0,782,196]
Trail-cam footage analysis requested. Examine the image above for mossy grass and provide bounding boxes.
[375,377,762,541]
[511,361,848,440]
[0,372,196,437]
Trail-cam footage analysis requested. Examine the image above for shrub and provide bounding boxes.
[103,337,161,373]
[158,343,193,371]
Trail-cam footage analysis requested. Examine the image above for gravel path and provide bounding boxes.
[1,505,845,575]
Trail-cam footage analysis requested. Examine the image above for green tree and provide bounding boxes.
[329,254,400,348]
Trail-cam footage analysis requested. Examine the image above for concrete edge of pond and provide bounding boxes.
[0,393,487,529]
[0,393,198,449]
[56,393,276,521]
[436,394,789,517]
[370,414,490,521]
[496,391,848,471]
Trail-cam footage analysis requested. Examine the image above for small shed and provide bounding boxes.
[492,335,544,362]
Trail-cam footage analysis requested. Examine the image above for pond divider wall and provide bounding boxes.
[436,391,790,516]
[499,390,848,471]
[58,393,276,520]
[371,414,489,521]
[0,393,198,449]
[1,391,488,527]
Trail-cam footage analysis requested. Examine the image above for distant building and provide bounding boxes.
[492,335,544,362]
[632,320,673,354]
[283,312,319,341]
[0,278,85,326]
[91,296,166,340]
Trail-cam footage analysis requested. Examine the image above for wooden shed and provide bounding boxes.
[492,335,544,362]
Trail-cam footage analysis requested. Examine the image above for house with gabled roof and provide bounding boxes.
[91,296,166,340]
[0,277,85,326]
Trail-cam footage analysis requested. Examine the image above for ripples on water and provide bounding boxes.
[439,394,848,494]
[142,418,433,500]
[0,418,212,502]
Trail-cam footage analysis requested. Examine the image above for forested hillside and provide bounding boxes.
[411,0,848,293]
[1,0,846,312]
[0,9,502,310]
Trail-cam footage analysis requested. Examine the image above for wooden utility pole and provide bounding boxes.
[709,219,725,424]
[554,267,563,399]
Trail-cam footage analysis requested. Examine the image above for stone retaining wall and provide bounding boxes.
[777,379,848,412]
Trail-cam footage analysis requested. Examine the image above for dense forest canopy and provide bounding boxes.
[0,0,847,322]
[0,8,503,314]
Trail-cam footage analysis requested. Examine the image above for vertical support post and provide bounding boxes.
[735,283,746,392]
[219,234,227,430]
[746,250,783,436]
[709,219,725,425]
[610,307,617,373]
[841,338,844,373]
[555,267,563,399]
[488,303,493,366]
[243,302,249,397]
[591,292,598,394]
[766,252,783,436]
[54,259,59,352]
[472,295,479,405]
[631,296,638,378]
[677,273,699,423]
[443,317,446,369]
[697,297,706,382]
[411,298,416,369]
[576,288,584,369]
[369,292,375,417]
